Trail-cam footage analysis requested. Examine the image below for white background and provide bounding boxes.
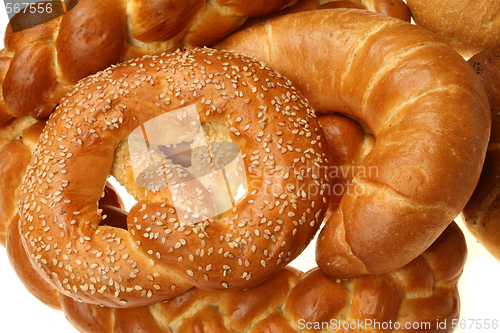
[0,3,498,333]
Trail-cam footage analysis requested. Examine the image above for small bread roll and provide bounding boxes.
[407,0,500,58]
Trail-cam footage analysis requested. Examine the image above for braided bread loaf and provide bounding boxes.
[462,43,500,261]
[0,0,414,126]
[406,0,500,59]
[59,221,466,333]
[216,9,491,278]
[0,0,297,124]
[6,181,467,332]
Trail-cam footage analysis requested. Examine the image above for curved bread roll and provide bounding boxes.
[216,9,491,278]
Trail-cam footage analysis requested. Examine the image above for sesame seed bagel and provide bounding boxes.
[216,9,491,278]
[17,48,331,307]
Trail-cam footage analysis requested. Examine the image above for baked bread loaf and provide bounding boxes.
[216,9,491,278]
[0,0,297,124]
[318,113,375,216]
[0,0,414,127]
[406,0,500,59]
[241,0,411,28]
[463,43,500,260]
[16,48,331,308]
[0,116,41,246]
[60,222,467,333]
[6,185,467,333]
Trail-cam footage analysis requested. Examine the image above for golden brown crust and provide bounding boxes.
[319,0,412,23]
[215,0,298,17]
[180,4,247,48]
[0,117,43,245]
[128,0,204,43]
[0,0,298,125]
[240,0,411,32]
[407,0,500,58]
[462,43,500,261]
[375,0,412,22]
[55,0,127,85]
[0,55,13,124]
[3,41,56,118]
[17,48,331,307]
[6,214,62,310]
[57,222,465,333]
[0,141,31,246]
[216,9,491,278]
[318,113,374,218]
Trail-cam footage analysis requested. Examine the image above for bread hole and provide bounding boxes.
[98,204,128,230]
[122,105,248,225]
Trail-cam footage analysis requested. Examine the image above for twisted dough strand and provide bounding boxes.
[60,222,466,333]
[0,0,413,126]
[0,0,297,123]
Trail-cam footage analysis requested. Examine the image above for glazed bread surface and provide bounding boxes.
[216,9,491,278]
